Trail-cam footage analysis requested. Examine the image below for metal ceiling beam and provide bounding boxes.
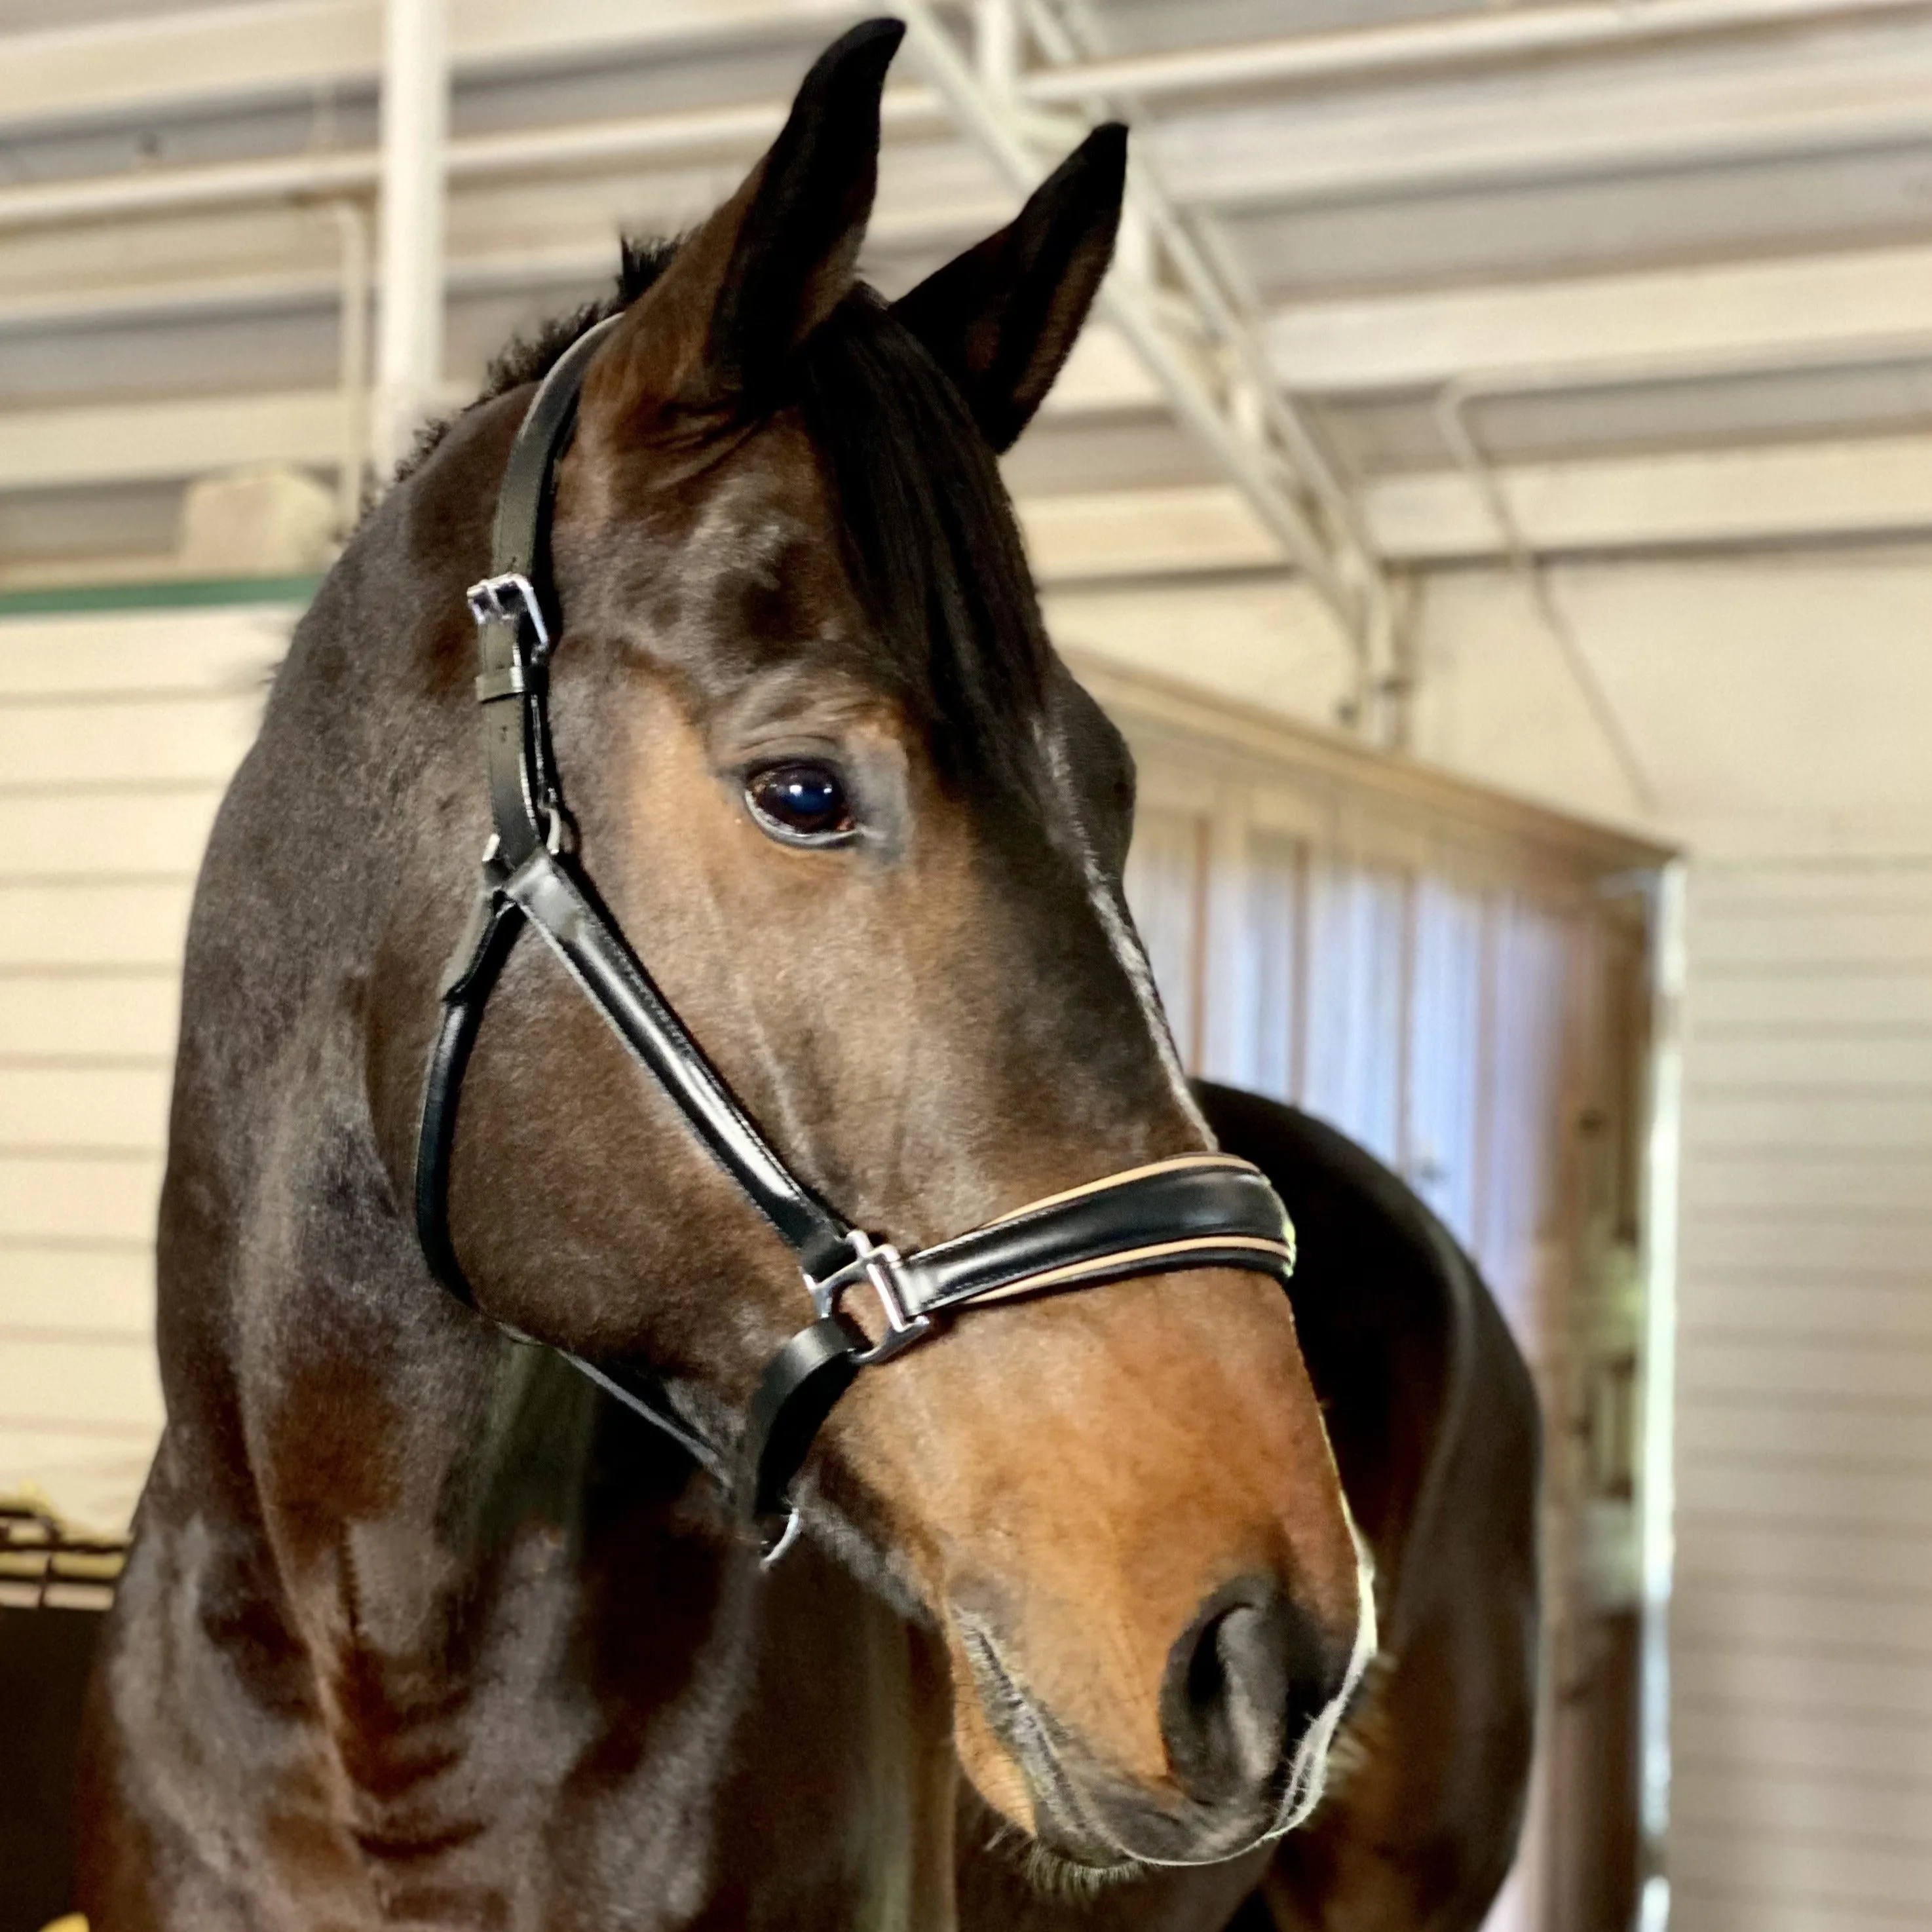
[1022,0,1932,105]
[1265,242,1932,395]
[1,388,1929,561]
[374,0,449,474]
[7,0,1928,140]
[5,12,1930,233]
[0,0,853,137]
[896,0,1376,656]
[0,88,949,233]
[7,238,1929,423]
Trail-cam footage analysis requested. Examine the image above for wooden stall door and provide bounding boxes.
[1119,760,1658,1932]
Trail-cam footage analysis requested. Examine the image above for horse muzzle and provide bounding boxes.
[958,1568,1363,1870]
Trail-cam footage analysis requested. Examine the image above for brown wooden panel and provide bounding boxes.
[0,1243,153,1335]
[0,1336,161,1433]
[1676,1516,1932,1596]
[1674,1761,1932,1843]
[0,607,287,697]
[1676,1395,1932,1462]
[1676,1334,1932,1405]
[1675,1582,1932,1660]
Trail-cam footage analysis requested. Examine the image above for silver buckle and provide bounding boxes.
[466,571,550,653]
[759,1507,805,1569]
[810,1231,932,1367]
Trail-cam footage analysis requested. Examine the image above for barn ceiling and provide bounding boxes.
[0,0,1928,599]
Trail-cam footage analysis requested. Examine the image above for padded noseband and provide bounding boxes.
[413,315,1297,1556]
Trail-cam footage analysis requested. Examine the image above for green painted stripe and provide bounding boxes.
[0,576,320,618]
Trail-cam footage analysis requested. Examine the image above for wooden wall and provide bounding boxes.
[1086,659,1669,1932]
[0,600,291,1532]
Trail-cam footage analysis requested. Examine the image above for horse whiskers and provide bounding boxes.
[1020,1839,1149,1901]
[977,1819,1147,1903]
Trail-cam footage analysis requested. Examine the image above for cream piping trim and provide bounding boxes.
[978,1152,1260,1228]
[957,1234,1295,1308]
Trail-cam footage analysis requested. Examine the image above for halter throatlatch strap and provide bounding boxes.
[413,311,1299,1559]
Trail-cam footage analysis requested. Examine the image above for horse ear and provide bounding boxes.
[588,18,903,422]
[893,124,1127,453]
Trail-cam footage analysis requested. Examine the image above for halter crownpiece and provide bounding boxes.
[413,314,1298,1557]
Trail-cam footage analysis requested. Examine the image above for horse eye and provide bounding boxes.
[744,762,856,844]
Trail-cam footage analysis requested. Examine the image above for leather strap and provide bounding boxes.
[491,313,617,588]
[413,316,1304,1557]
[898,1155,1291,1318]
[502,848,854,1281]
[415,880,524,1308]
[744,1314,870,1531]
[473,315,623,869]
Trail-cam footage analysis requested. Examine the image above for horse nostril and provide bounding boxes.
[1159,1578,1343,1807]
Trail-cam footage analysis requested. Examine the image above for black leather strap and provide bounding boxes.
[415,882,525,1307]
[898,1156,1291,1318]
[474,314,624,869]
[502,847,854,1281]
[413,314,1306,1558]
[549,1344,730,1486]
[743,1314,870,1533]
[491,314,618,588]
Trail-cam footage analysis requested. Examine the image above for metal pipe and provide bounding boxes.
[0,89,949,234]
[1427,330,1932,800]
[977,0,1021,98]
[1635,856,1686,1932]
[446,86,949,182]
[325,199,370,533]
[375,0,446,476]
[1434,383,1659,811]
[0,149,374,229]
[7,0,1920,142]
[895,3,1359,626]
[1020,0,1391,711]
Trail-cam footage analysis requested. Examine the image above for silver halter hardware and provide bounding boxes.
[809,1231,934,1367]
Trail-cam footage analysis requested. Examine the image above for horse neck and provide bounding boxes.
[149,432,960,1918]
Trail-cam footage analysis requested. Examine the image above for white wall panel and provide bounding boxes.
[1301,860,1409,1168]
[0,601,286,1533]
[1674,857,1932,1932]
[1676,1695,1932,1782]
[0,974,180,1061]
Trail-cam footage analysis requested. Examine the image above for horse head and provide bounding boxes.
[375,18,1373,1878]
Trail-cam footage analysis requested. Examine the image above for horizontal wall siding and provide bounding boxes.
[0,605,288,1532]
[1675,858,1932,1932]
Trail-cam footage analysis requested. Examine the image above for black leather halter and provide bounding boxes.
[414,315,1298,1557]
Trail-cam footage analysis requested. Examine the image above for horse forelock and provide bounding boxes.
[793,288,1053,799]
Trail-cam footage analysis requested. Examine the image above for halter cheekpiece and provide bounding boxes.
[414,314,1298,1558]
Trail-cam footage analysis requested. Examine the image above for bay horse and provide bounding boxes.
[77,21,1538,1929]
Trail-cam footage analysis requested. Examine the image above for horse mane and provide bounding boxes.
[404,240,1050,793]
[395,235,679,482]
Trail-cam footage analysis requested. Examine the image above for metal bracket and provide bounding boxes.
[466,571,551,653]
[809,1232,933,1367]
